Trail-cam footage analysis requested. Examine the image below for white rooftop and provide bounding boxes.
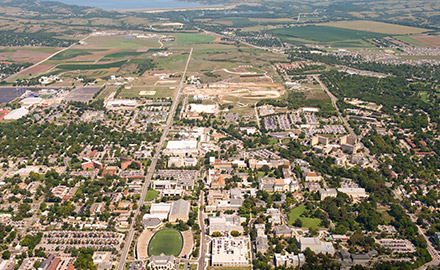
[166,140,198,150]
[4,107,29,120]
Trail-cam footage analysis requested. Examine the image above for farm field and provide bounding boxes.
[56,61,126,71]
[50,49,104,60]
[96,85,119,99]
[287,205,322,229]
[83,35,161,49]
[269,25,386,46]
[320,20,427,35]
[174,33,216,46]
[410,35,440,47]
[0,47,55,63]
[148,229,183,256]
[248,17,295,22]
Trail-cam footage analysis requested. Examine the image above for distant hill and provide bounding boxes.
[0,0,115,17]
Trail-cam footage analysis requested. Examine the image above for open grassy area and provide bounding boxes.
[145,189,159,202]
[287,205,322,229]
[269,25,386,46]
[148,229,183,256]
[84,35,160,49]
[96,85,118,99]
[320,20,427,35]
[174,33,216,46]
[119,86,176,99]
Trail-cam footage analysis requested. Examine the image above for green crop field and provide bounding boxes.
[104,51,144,58]
[269,25,386,44]
[175,33,216,46]
[288,205,322,229]
[148,229,183,256]
[50,49,103,60]
[56,60,126,70]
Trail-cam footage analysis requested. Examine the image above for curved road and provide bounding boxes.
[117,48,193,270]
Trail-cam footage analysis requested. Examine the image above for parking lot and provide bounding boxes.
[63,87,102,103]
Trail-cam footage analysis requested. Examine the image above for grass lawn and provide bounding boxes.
[148,229,183,256]
[288,205,322,229]
[190,265,198,270]
[145,189,158,202]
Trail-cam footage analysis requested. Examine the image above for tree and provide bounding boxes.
[212,232,222,237]
[74,248,97,270]
[2,251,11,260]
[231,230,241,237]
[294,218,303,227]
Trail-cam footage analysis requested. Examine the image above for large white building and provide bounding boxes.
[209,215,245,235]
[169,199,190,222]
[148,254,175,270]
[3,107,29,120]
[299,237,336,255]
[337,188,368,201]
[211,237,250,267]
[149,203,172,220]
[275,253,306,268]
[164,140,198,157]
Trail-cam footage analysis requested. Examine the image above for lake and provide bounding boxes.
[56,0,209,10]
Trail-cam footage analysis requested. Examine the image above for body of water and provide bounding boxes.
[56,0,208,10]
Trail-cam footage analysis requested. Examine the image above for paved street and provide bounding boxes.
[117,48,194,270]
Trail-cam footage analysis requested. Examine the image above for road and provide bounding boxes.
[117,48,193,270]
[198,191,208,270]
[312,74,356,137]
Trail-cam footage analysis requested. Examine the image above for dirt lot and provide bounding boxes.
[185,81,283,105]
[0,48,53,63]
[412,35,440,47]
[25,64,55,76]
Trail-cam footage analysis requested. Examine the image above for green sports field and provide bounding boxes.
[148,229,183,256]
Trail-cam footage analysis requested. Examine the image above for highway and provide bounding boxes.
[116,48,193,270]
